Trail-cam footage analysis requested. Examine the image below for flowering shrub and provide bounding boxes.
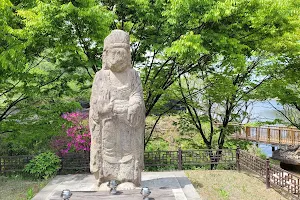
[51,111,91,156]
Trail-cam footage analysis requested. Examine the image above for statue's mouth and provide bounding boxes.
[111,61,123,67]
[110,62,127,72]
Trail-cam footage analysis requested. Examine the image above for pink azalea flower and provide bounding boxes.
[51,111,91,155]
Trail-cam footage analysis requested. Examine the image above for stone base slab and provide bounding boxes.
[33,171,201,200]
[50,189,175,200]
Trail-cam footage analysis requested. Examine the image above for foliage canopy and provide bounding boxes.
[0,0,299,154]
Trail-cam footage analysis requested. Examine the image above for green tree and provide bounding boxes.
[261,57,300,128]
[1,0,114,111]
[0,0,30,129]
[2,0,299,152]
[102,0,300,148]
[169,0,299,153]
[16,0,114,87]
[101,0,212,119]
[0,0,111,154]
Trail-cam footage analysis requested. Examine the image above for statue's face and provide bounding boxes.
[106,47,129,72]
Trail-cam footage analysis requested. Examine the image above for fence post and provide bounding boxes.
[236,146,240,172]
[178,147,182,170]
[266,158,270,189]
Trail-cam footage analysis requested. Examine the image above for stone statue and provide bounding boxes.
[89,30,145,189]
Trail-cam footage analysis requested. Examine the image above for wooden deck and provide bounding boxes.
[233,126,300,145]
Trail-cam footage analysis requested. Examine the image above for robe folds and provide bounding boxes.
[89,67,145,186]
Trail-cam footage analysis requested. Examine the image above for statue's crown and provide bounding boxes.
[104,30,130,50]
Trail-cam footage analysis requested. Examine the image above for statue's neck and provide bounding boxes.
[108,69,131,87]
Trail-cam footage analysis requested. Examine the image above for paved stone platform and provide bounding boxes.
[50,189,175,199]
[33,171,201,200]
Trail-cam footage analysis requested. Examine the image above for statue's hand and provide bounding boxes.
[127,107,138,127]
[113,100,128,114]
[99,102,113,114]
[105,102,114,113]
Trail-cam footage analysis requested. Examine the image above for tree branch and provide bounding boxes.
[40,72,65,88]
[179,74,210,146]
[0,56,46,98]
[144,50,158,85]
[208,99,214,144]
[268,101,299,128]
[0,94,28,122]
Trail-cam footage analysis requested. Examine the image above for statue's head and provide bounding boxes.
[102,30,131,72]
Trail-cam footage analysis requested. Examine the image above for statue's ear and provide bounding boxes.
[128,48,133,68]
[102,50,108,70]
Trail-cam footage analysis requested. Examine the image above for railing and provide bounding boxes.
[234,126,300,145]
[237,149,300,199]
[181,149,235,166]
[0,149,236,174]
[144,148,236,170]
[1,148,300,199]
[0,155,34,173]
[270,164,300,197]
[60,152,90,173]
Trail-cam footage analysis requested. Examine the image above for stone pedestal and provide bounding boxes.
[32,171,201,200]
[50,189,175,200]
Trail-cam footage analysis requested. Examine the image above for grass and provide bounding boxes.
[0,175,49,200]
[185,170,287,200]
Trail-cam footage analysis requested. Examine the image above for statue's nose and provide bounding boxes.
[112,56,123,64]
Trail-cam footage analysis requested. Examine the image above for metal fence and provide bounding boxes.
[237,149,300,199]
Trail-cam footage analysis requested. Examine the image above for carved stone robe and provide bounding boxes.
[89,67,145,186]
